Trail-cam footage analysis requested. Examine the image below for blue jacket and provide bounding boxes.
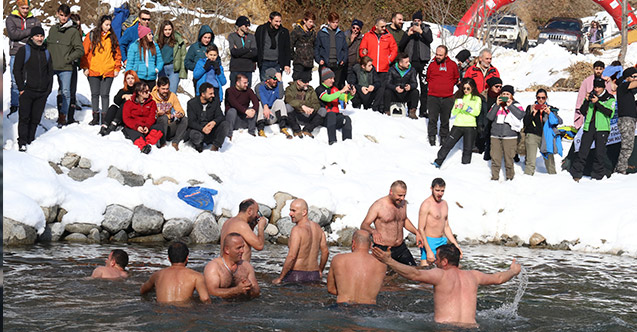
[193,57,226,99]
[184,25,215,72]
[119,22,153,62]
[541,111,563,157]
[314,26,348,65]
[255,81,284,107]
[125,40,163,81]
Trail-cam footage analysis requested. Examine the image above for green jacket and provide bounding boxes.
[581,91,615,132]
[47,21,84,71]
[451,94,481,127]
[155,32,188,79]
[285,82,320,111]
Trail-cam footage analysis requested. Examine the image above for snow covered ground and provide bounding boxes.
[3,12,637,257]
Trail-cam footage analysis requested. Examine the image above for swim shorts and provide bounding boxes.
[373,241,417,266]
[282,270,321,283]
[420,236,448,260]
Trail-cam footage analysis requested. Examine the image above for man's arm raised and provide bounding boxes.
[372,247,443,285]
[239,217,268,251]
[361,203,382,244]
[474,259,521,285]
[272,227,301,284]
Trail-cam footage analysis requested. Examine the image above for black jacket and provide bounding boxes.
[13,40,54,93]
[113,88,133,108]
[187,96,225,132]
[255,23,291,68]
[290,22,316,68]
[347,65,381,91]
[386,63,418,91]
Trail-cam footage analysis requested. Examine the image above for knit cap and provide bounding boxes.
[501,85,515,95]
[138,25,151,39]
[486,77,503,88]
[236,16,250,27]
[30,26,44,37]
[16,0,29,7]
[351,19,363,29]
[320,67,335,82]
[593,77,606,88]
[456,49,471,63]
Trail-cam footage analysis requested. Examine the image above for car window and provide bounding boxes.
[546,21,581,31]
[492,17,517,25]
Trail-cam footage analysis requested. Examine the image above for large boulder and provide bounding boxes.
[65,233,88,243]
[111,230,128,243]
[87,228,101,244]
[129,234,166,243]
[308,206,333,227]
[41,205,59,224]
[38,222,65,242]
[67,167,97,182]
[56,208,68,223]
[131,206,164,235]
[271,192,294,224]
[276,216,294,237]
[64,223,97,235]
[335,227,356,247]
[108,166,146,187]
[190,212,220,244]
[102,204,134,234]
[162,218,194,240]
[258,204,272,219]
[217,217,229,230]
[3,217,38,245]
[60,153,80,169]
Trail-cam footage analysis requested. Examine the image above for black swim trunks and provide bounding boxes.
[373,241,417,266]
[281,270,321,283]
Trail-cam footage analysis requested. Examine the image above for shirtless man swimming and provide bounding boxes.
[327,230,387,304]
[418,178,462,266]
[273,198,329,284]
[91,249,129,279]
[204,233,260,299]
[361,180,422,266]
[140,242,210,304]
[373,243,521,327]
[220,198,268,262]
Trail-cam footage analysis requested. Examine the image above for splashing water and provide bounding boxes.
[478,265,529,320]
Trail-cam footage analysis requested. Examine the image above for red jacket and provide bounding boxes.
[464,64,500,94]
[122,94,158,129]
[426,56,460,98]
[358,26,397,73]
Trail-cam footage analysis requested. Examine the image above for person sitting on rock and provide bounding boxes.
[347,56,382,112]
[122,81,164,154]
[315,67,354,145]
[151,76,188,150]
[254,68,293,138]
[284,72,326,138]
[187,82,230,152]
[91,249,129,279]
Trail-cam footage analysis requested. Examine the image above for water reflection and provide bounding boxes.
[3,243,636,331]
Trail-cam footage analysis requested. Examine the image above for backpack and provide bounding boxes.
[24,43,50,65]
[112,3,131,39]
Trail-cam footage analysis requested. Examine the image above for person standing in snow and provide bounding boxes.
[402,11,433,118]
[6,0,41,117]
[155,20,187,93]
[290,11,317,84]
[426,45,460,146]
[344,19,363,84]
[121,81,164,154]
[184,24,217,95]
[523,89,563,175]
[614,67,637,175]
[119,9,152,65]
[255,11,291,82]
[574,61,613,129]
[227,16,257,87]
[125,25,163,90]
[464,48,499,95]
[314,12,348,89]
[13,26,53,152]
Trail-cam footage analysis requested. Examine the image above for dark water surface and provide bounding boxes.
[3,243,636,331]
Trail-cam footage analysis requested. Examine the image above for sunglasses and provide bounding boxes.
[140,17,151,21]
[631,75,637,79]
[537,96,547,100]
[463,87,472,91]
[352,26,360,30]
[140,89,150,93]
[493,85,502,88]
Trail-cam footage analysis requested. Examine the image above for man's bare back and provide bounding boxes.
[220,212,267,262]
[91,266,128,279]
[327,230,387,304]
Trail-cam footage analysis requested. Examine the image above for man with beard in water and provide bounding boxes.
[204,233,261,299]
[373,243,521,327]
[220,199,269,262]
[418,178,462,266]
[360,180,422,266]
[140,242,210,303]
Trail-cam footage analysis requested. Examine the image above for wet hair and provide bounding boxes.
[303,11,316,22]
[90,15,119,61]
[536,88,548,97]
[57,4,71,16]
[328,12,339,23]
[206,44,219,54]
[395,52,409,64]
[269,11,282,20]
[431,177,446,188]
[133,81,149,94]
[156,20,176,48]
[239,199,256,212]
[437,244,460,266]
[454,77,480,99]
[111,249,129,269]
[390,180,407,190]
[199,82,214,95]
[157,76,170,88]
[593,60,605,69]
[168,241,189,263]
[360,56,373,67]
[223,232,243,249]
[122,70,140,91]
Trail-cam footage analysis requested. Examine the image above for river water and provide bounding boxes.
[3,243,636,331]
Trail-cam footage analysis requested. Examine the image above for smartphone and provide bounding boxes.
[499,96,509,102]
[534,104,543,111]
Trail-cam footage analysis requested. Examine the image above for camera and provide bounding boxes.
[589,91,596,100]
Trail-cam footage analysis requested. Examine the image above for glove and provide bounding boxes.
[204,59,214,72]
[211,61,221,75]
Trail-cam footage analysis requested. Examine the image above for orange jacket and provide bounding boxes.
[358,26,397,73]
[81,31,122,77]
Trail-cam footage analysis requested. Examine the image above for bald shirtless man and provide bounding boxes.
[91,249,129,279]
[361,180,422,266]
[203,233,260,299]
[373,243,521,327]
[273,198,329,284]
[327,230,387,304]
[418,178,462,266]
[140,242,210,303]
[220,199,268,262]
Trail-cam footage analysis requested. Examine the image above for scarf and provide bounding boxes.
[266,24,279,49]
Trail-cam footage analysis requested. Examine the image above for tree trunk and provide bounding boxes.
[620,0,628,64]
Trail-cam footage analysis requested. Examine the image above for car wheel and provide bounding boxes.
[523,39,529,52]
[516,38,522,51]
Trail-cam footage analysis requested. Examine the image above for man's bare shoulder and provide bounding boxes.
[237,259,255,272]
[204,258,222,274]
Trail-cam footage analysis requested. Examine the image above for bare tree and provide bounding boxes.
[620,0,628,64]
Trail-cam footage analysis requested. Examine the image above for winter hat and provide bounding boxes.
[16,0,29,7]
[456,49,471,63]
[236,16,250,27]
[321,67,335,82]
[486,77,503,88]
[412,11,423,21]
[265,67,278,81]
[593,77,606,88]
[620,67,637,81]
[351,19,363,29]
[293,70,311,83]
[138,25,151,39]
[30,26,44,37]
[501,85,515,95]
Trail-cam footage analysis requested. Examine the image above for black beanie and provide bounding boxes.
[593,77,606,88]
[31,26,45,37]
[501,85,515,95]
[456,49,471,63]
[486,77,503,87]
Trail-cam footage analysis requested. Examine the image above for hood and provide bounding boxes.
[197,25,214,44]
[320,26,342,34]
[11,9,34,18]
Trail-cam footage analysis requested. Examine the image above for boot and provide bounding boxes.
[258,129,267,137]
[133,137,147,150]
[67,105,76,124]
[210,145,219,151]
[8,106,18,118]
[428,136,436,146]
[172,142,179,151]
[145,129,164,146]
[408,108,418,120]
[57,112,67,128]
[302,130,314,138]
[89,112,100,126]
[141,144,152,154]
[293,131,304,139]
[280,128,293,139]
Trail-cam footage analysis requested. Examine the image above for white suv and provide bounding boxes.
[486,15,529,52]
